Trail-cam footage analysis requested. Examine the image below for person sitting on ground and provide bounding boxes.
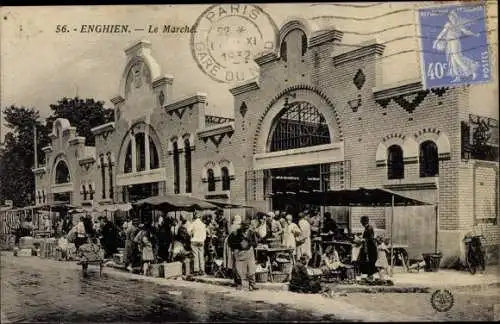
[321,245,344,273]
[289,255,322,294]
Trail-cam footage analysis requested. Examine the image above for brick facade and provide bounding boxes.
[33,18,499,265]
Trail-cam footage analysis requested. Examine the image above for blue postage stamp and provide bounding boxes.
[418,4,491,90]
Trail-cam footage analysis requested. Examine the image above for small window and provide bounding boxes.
[280,40,287,62]
[301,33,307,56]
[387,145,404,180]
[82,185,88,200]
[221,167,231,191]
[420,140,439,177]
[207,169,216,192]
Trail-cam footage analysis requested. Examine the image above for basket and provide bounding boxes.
[422,253,442,272]
[271,271,289,283]
[277,262,293,273]
[255,271,269,283]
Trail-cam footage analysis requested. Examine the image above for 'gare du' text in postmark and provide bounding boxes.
[190,4,279,84]
[418,4,491,90]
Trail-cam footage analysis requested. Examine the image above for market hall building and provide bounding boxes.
[32,18,499,266]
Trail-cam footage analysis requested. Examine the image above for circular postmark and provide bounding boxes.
[430,289,455,312]
[191,4,279,84]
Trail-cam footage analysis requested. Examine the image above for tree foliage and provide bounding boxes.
[0,106,50,207]
[47,97,114,146]
[0,97,114,207]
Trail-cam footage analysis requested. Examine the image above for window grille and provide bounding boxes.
[269,101,330,152]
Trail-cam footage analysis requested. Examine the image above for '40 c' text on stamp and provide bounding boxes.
[418,4,491,90]
[190,4,279,84]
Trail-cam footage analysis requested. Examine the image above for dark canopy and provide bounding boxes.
[204,199,254,209]
[133,195,218,211]
[270,187,432,207]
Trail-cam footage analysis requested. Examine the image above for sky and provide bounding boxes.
[1,2,498,142]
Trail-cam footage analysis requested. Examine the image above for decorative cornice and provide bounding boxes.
[125,40,152,57]
[255,52,279,66]
[332,42,385,66]
[229,81,260,96]
[32,167,47,175]
[49,133,57,140]
[110,95,125,105]
[91,122,115,136]
[69,137,85,146]
[42,146,53,153]
[165,92,207,111]
[197,123,235,139]
[373,79,423,100]
[309,29,343,48]
[79,157,96,165]
[152,75,174,88]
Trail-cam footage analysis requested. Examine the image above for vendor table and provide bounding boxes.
[255,246,295,282]
[33,231,51,238]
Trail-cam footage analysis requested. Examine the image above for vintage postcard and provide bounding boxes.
[0,2,498,323]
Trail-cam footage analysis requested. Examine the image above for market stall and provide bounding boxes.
[270,188,433,276]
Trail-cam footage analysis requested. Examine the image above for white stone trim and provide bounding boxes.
[116,168,166,186]
[218,159,235,177]
[253,143,344,170]
[376,136,419,166]
[51,182,73,194]
[201,161,221,181]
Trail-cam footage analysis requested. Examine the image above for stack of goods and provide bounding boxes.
[275,256,292,273]
[17,236,35,256]
[78,243,104,262]
[40,238,57,259]
[163,261,183,279]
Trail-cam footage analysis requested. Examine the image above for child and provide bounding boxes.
[321,246,344,272]
[141,232,155,276]
[375,236,389,280]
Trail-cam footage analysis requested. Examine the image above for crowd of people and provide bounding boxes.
[13,207,392,293]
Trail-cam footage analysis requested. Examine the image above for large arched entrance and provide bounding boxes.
[251,89,345,216]
[116,122,165,203]
[268,101,330,214]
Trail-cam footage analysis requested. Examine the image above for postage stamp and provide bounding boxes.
[417,4,491,90]
[190,4,279,84]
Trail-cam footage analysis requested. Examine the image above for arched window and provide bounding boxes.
[173,141,180,194]
[135,133,146,172]
[221,167,231,191]
[387,145,404,179]
[124,143,132,173]
[149,138,159,170]
[420,140,439,177]
[184,138,192,193]
[269,101,330,152]
[207,169,216,192]
[55,161,70,184]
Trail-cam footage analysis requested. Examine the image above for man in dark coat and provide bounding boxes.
[358,216,378,280]
[100,217,119,259]
[227,220,258,291]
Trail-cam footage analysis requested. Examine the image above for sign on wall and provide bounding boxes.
[461,114,499,162]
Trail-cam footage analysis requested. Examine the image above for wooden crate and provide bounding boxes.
[164,262,183,278]
[150,263,165,278]
[17,248,34,257]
